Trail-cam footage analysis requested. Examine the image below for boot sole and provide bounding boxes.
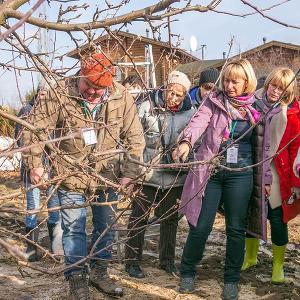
[271,280,285,285]
[125,267,145,279]
[222,294,238,300]
[69,294,91,300]
[241,263,257,271]
[126,272,145,279]
[178,289,195,294]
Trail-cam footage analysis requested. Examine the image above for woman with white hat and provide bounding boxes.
[125,71,195,278]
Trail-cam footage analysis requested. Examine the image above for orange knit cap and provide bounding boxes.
[81,53,115,88]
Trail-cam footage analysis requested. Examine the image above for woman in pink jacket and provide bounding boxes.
[172,59,260,300]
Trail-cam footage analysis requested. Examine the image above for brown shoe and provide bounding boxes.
[89,262,123,297]
[68,271,91,300]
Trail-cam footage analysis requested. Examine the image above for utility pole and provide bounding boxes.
[167,15,173,73]
[200,44,207,60]
[37,1,49,85]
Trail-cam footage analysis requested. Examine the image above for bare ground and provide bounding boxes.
[0,172,299,300]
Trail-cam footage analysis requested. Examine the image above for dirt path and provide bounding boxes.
[0,172,299,300]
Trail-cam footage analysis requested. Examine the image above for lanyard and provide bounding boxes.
[80,88,108,119]
[229,120,238,140]
[81,102,101,120]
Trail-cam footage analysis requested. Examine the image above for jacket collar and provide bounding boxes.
[208,90,228,113]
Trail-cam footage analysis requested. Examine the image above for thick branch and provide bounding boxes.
[0,0,44,42]
[0,237,28,261]
[2,0,179,31]
[0,0,28,24]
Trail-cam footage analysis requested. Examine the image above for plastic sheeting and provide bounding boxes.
[0,136,21,171]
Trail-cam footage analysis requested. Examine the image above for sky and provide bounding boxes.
[1,0,300,108]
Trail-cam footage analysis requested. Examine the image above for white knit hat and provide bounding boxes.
[37,77,57,91]
[167,70,191,91]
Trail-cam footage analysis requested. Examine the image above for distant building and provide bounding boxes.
[68,30,199,87]
[176,59,224,85]
[177,40,300,90]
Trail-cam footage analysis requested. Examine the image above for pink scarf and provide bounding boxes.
[223,93,260,139]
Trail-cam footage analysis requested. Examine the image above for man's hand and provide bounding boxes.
[30,167,47,189]
[172,142,190,163]
[120,177,134,195]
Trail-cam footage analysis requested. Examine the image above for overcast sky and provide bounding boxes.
[1,0,300,108]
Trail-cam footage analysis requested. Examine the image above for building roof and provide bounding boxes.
[209,40,300,69]
[176,59,224,77]
[67,30,200,62]
[240,40,300,56]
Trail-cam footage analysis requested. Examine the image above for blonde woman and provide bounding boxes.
[243,67,300,284]
[172,59,260,299]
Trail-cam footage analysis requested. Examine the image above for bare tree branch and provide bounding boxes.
[1,0,180,31]
[241,0,300,29]
[0,0,45,42]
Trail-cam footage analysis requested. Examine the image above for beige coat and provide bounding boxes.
[269,105,288,208]
[23,77,145,193]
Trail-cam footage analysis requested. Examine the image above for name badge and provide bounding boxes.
[226,144,238,164]
[82,128,97,146]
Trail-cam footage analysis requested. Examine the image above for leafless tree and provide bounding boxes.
[0,0,299,281]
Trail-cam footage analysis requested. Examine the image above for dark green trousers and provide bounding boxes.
[268,204,288,246]
[180,169,253,283]
[246,203,288,245]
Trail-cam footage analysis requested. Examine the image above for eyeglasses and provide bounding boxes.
[269,83,284,93]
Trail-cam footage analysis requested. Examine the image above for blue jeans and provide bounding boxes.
[58,188,117,276]
[23,170,60,228]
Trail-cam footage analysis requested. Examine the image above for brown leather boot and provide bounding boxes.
[68,271,91,300]
[89,261,123,297]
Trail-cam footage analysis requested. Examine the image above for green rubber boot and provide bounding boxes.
[271,244,286,284]
[242,238,259,271]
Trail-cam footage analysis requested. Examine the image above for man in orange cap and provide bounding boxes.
[23,52,145,299]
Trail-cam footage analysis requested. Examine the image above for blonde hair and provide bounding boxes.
[221,58,257,94]
[264,67,297,104]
